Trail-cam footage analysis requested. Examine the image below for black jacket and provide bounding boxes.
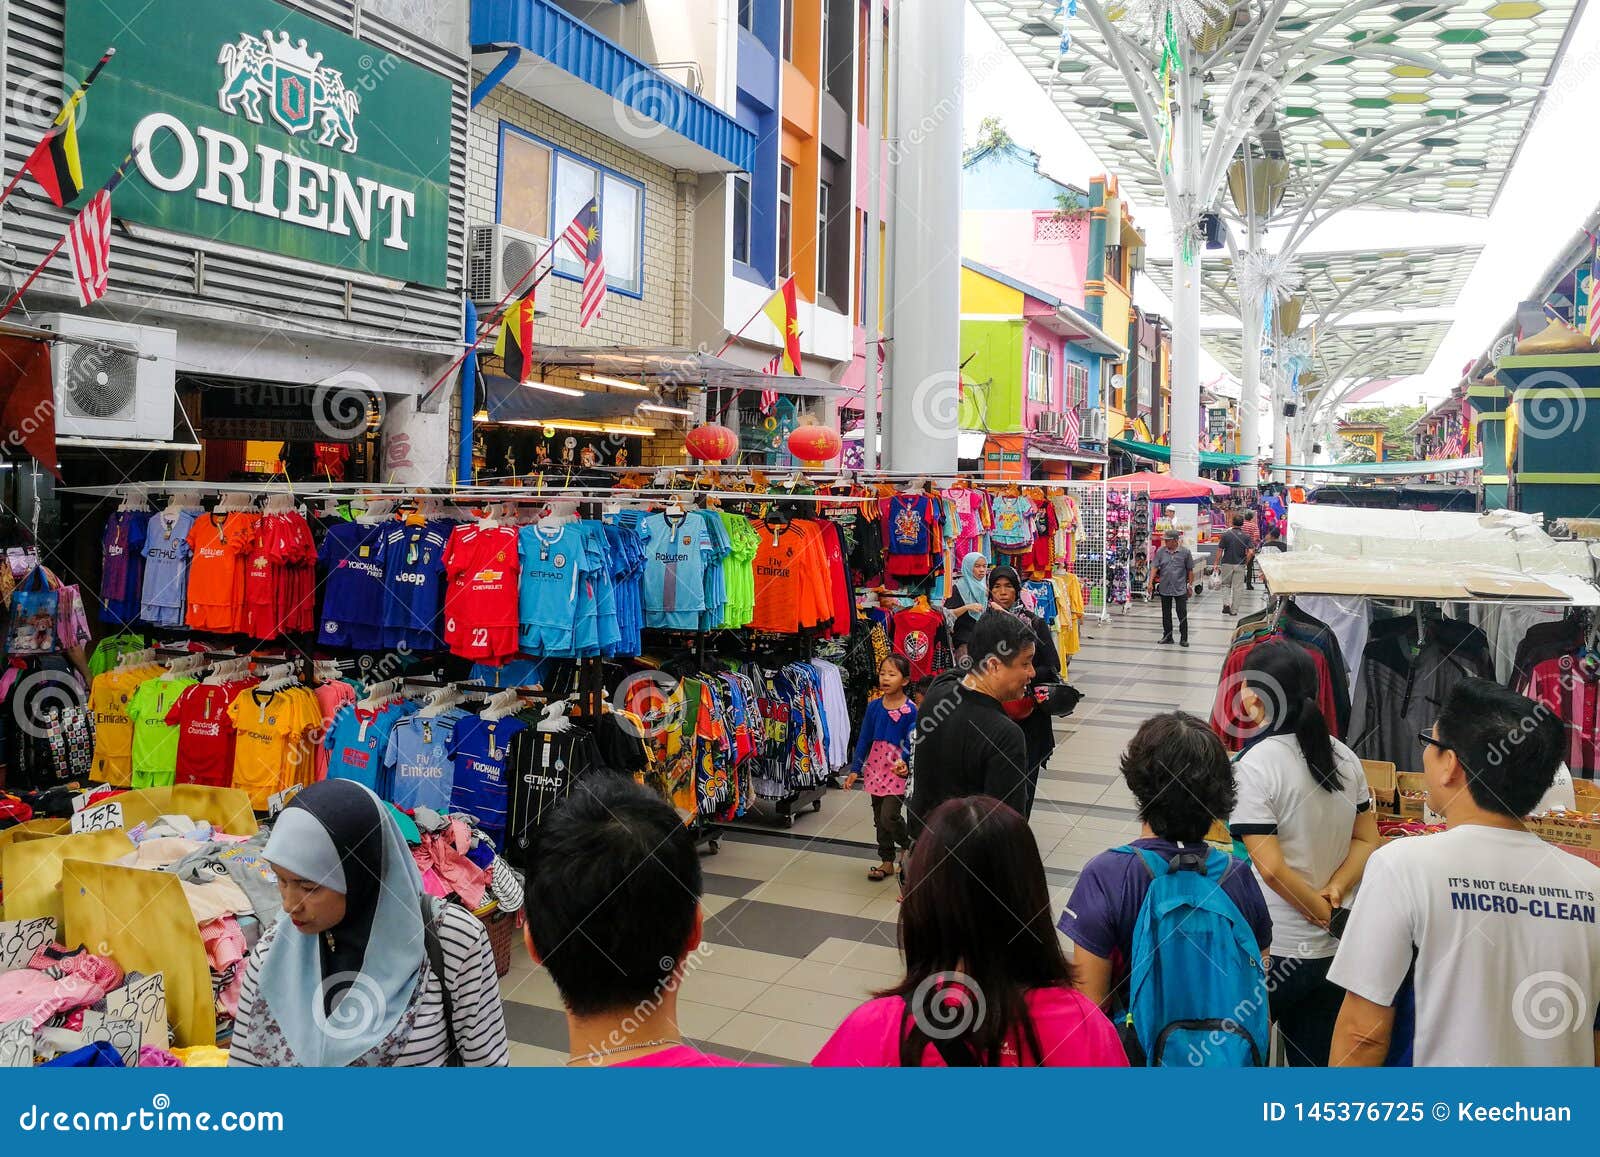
[907,670,1029,832]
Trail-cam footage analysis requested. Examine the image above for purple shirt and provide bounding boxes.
[1058,839,1272,997]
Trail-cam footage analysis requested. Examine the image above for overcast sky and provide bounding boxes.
[961,1,1600,406]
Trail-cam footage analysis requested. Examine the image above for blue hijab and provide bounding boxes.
[955,551,989,608]
[258,780,425,1067]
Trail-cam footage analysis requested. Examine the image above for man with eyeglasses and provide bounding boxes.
[1327,678,1600,1066]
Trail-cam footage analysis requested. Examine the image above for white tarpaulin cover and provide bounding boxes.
[1268,504,1600,604]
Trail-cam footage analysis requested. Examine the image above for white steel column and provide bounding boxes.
[1237,163,1263,485]
[861,0,883,471]
[1167,57,1203,481]
[885,0,961,473]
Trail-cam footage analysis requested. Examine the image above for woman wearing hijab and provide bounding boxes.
[944,551,990,660]
[986,564,1077,818]
[230,780,510,1067]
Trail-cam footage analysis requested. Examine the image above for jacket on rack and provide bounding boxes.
[1348,614,1494,770]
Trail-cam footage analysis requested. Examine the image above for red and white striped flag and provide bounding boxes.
[561,197,607,328]
[67,187,113,307]
[1063,404,1082,448]
[759,352,781,414]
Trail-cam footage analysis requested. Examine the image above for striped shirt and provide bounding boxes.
[229,900,510,1067]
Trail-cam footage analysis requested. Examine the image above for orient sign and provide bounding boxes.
[65,0,451,287]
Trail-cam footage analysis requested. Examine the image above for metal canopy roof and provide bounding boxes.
[1150,243,1483,319]
[971,0,1581,217]
[1202,319,1450,380]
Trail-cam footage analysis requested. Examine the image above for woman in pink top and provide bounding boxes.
[813,796,1128,1067]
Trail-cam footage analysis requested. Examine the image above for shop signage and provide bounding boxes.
[65,0,452,286]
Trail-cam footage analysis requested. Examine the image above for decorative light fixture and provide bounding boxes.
[500,419,655,437]
[522,381,584,398]
[684,423,739,462]
[578,373,650,391]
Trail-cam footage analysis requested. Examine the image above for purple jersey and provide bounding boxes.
[101,511,147,624]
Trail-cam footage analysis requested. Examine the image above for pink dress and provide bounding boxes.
[812,986,1128,1067]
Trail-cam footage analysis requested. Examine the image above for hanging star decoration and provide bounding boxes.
[1234,250,1302,351]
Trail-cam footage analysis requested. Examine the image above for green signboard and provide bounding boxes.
[66,0,452,286]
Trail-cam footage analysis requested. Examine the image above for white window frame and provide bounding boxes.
[1027,345,1052,405]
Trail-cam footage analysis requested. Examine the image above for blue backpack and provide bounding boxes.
[1114,845,1270,1067]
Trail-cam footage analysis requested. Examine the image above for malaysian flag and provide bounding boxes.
[1063,404,1082,448]
[66,151,135,308]
[561,197,607,327]
[759,352,781,414]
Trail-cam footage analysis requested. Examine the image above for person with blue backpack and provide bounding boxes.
[1230,639,1380,1067]
[1059,712,1273,1067]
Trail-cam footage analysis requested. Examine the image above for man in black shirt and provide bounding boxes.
[1216,513,1254,616]
[907,611,1034,833]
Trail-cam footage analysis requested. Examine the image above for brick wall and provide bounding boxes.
[467,80,685,347]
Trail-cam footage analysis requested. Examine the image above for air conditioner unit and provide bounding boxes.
[466,223,553,304]
[1082,409,1109,443]
[41,314,176,441]
[1032,411,1057,437]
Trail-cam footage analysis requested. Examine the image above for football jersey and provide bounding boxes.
[505,718,601,869]
[186,512,256,633]
[516,521,589,639]
[640,513,716,631]
[324,700,417,796]
[442,524,520,658]
[228,686,318,809]
[125,676,196,788]
[88,664,162,786]
[139,510,196,627]
[748,520,830,633]
[384,709,464,812]
[312,679,358,780]
[317,521,388,650]
[100,511,147,625]
[449,713,526,850]
[379,519,452,651]
[165,679,257,788]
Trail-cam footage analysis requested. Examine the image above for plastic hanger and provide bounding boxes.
[481,688,522,721]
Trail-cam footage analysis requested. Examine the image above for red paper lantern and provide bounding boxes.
[787,424,842,465]
[684,423,738,462]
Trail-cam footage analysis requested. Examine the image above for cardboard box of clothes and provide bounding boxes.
[1362,760,1398,816]
[1396,772,1427,821]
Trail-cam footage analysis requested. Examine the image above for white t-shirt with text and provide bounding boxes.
[1328,824,1600,1067]
[1231,734,1371,960]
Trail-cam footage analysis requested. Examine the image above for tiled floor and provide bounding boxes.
[500,586,1256,1064]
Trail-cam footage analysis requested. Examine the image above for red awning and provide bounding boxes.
[1108,470,1228,499]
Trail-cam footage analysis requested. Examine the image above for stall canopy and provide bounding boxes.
[1263,504,1600,604]
[1111,437,1254,469]
[527,344,846,398]
[1109,470,1229,500]
[1272,456,1481,476]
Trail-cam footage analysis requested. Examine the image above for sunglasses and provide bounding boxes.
[1417,730,1451,753]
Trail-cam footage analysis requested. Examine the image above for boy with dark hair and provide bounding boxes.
[1330,679,1600,1066]
[1059,712,1271,1013]
[523,773,742,1066]
[906,611,1034,832]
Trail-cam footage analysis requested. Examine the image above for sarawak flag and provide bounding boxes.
[494,289,536,382]
[761,276,803,376]
[23,97,85,207]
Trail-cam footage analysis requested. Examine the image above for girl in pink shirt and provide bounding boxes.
[813,795,1128,1068]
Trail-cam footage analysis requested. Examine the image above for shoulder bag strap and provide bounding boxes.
[420,897,464,1068]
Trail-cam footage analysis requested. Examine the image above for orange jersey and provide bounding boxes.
[185,512,257,633]
[748,519,833,633]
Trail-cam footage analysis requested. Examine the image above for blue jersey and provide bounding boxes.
[693,510,731,631]
[517,523,587,629]
[324,700,417,797]
[379,519,452,651]
[384,708,464,813]
[139,509,196,627]
[640,513,715,631]
[449,714,525,850]
[318,521,387,650]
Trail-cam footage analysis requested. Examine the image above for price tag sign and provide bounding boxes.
[69,800,124,834]
[267,784,304,818]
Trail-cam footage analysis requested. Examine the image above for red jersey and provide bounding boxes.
[892,608,948,681]
[443,524,521,658]
[165,678,258,787]
[1528,652,1600,777]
